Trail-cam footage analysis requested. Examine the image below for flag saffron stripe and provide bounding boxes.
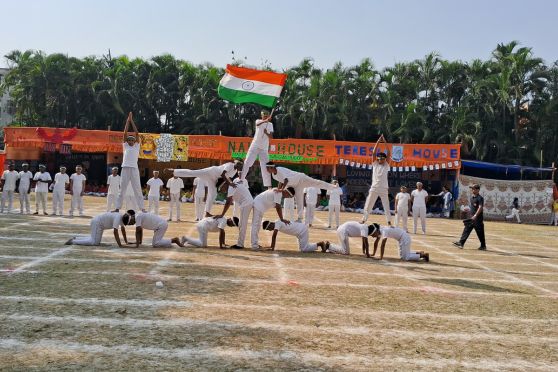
[226,65,287,86]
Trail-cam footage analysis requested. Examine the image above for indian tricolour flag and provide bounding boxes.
[218,65,287,108]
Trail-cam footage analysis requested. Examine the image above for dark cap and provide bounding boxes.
[377,152,387,159]
[469,184,480,190]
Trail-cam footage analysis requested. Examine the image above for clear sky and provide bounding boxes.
[2,0,556,70]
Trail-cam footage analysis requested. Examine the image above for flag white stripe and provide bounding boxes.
[219,74,283,97]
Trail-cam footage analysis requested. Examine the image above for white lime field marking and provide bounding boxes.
[5,247,72,276]
[147,224,196,278]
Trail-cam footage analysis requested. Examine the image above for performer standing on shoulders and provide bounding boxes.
[362,134,391,226]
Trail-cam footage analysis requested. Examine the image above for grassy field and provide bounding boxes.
[0,196,557,371]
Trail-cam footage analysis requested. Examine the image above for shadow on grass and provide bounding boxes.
[421,278,526,294]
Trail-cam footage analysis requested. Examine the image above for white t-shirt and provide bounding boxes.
[18,171,34,192]
[327,187,343,206]
[198,216,228,232]
[380,226,408,242]
[33,172,52,193]
[411,189,429,208]
[396,192,410,209]
[202,163,236,181]
[273,167,303,187]
[107,175,121,195]
[227,180,253,208]
[135,212,166,230]
[147,177,164,197]
[253,189,282,212]
[1,170,19,191]
[249,120,274,150]
[274,220,307,238]
[122,142,140,168]
[338,221,369,238]
[53,173,69,192]
[304,187,320,204]
[166,177,184,195]
[70,173,87,193]
[94,212,125,230]
[371,161,390,190]
[193,177,207,197]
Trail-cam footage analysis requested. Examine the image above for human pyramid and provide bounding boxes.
[59,111,429,262]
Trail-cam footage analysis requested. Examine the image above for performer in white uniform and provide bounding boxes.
[146,171,164,215]
[283,196,296,221]
[65,211,134,247]
[166,174,184,222]
[106,167,121,212]
[251,187,295,250]
[263,220,326,253]
[240,110,274,188]
[115,112,145,212]
[326,180,343,228]
[166,161,242,215]
[362,135,391,225]
[266,162,335,221]
[214,179,253,249]
[394,185,411,232]
[1,163,19,213]
[69,166,86,217]
[325,221,376,255]
[51,166,69,216]
[181,216,239,248]
[370,224,429,262]
[192,177,207,221]
[411,182,429,234]
[33,165,51,215]
[18,164,34,214]
[304,187,320,227]
[134,211,183,248]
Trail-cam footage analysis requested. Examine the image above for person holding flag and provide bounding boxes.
[240,109,274,188]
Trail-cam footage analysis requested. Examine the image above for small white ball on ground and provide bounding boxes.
[155,281,164,288]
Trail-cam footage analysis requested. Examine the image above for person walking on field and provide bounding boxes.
[51,166,69,216]
[394,185,411,232]
[166,174,184,222]
[192,177,207,221]
[240,109,274,189]
[411,182,429,234]
[326,180,343,229]
[33,164,51,215]
[18,163,33,214]
[114,112,145,213]
[1,163,19,214]
[69,165,86,217]
[362,134,391,225]
[505,197,521,223]
[146,170,164,215]
[106,167,121,212]
[304,186,320,227]
[453,184,487,250]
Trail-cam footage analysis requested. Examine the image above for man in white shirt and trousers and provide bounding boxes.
[251,187,295,250]
[325,221,377,255]
[326,180,343,229]
[51,166,69,216]
[69,165,86,217]
[166,174,184,222]
[18,163,34,214]
[369,223,429,262]
[166,161,242,216]
[114,112,145,213]
[362,135,391,226]
[240,110,274,189]
[192,177,207,221]
[411,182,429,234]
[266,162,335,222]
[66,211,134,247]
[283,196,296,221]
[304,187,320,227]
[33,164,51,215]
[181,216,239,249]
[1,163,19,213]
[134,211,184,248]
[394,185,411,232]
[263,220,326,253]
[106,167,121,212]
[146,170,164,215]
[214,179,253,249]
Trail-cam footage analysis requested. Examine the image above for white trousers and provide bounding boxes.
[184,225,209,247]
[293,176,334,220]
[554,212,558,226]
[173,169,217,214]
[194,196,205,220]
[328,227,351,255]
[72,219,105,245]
[236,202,253,247]
[283,198,295,220]
[250,208,266,248]
[506,208,521,223]
[395,206,408,231]
[52,189,65,215]
[35,192,48,213]
[152,222,171,247]
[19,188,31,213]
[106,194,118,212]
[328,204,340,227]
[148,195,160,215]
[70,194,84,215]
[398,235,420,261]
[305,204,316,225]
[297,230,318,252]
[412,205,427,234]
[116,167,144,210]
[1,190,15,213]
[240,147,271,187]
[363,188,391,224]
[168,193,181,220]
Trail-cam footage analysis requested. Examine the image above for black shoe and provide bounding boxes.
[452,241,463,249]
[230,244,244,249]
[478,246,487,251]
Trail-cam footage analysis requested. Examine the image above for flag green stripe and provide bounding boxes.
[218,85,277,108]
